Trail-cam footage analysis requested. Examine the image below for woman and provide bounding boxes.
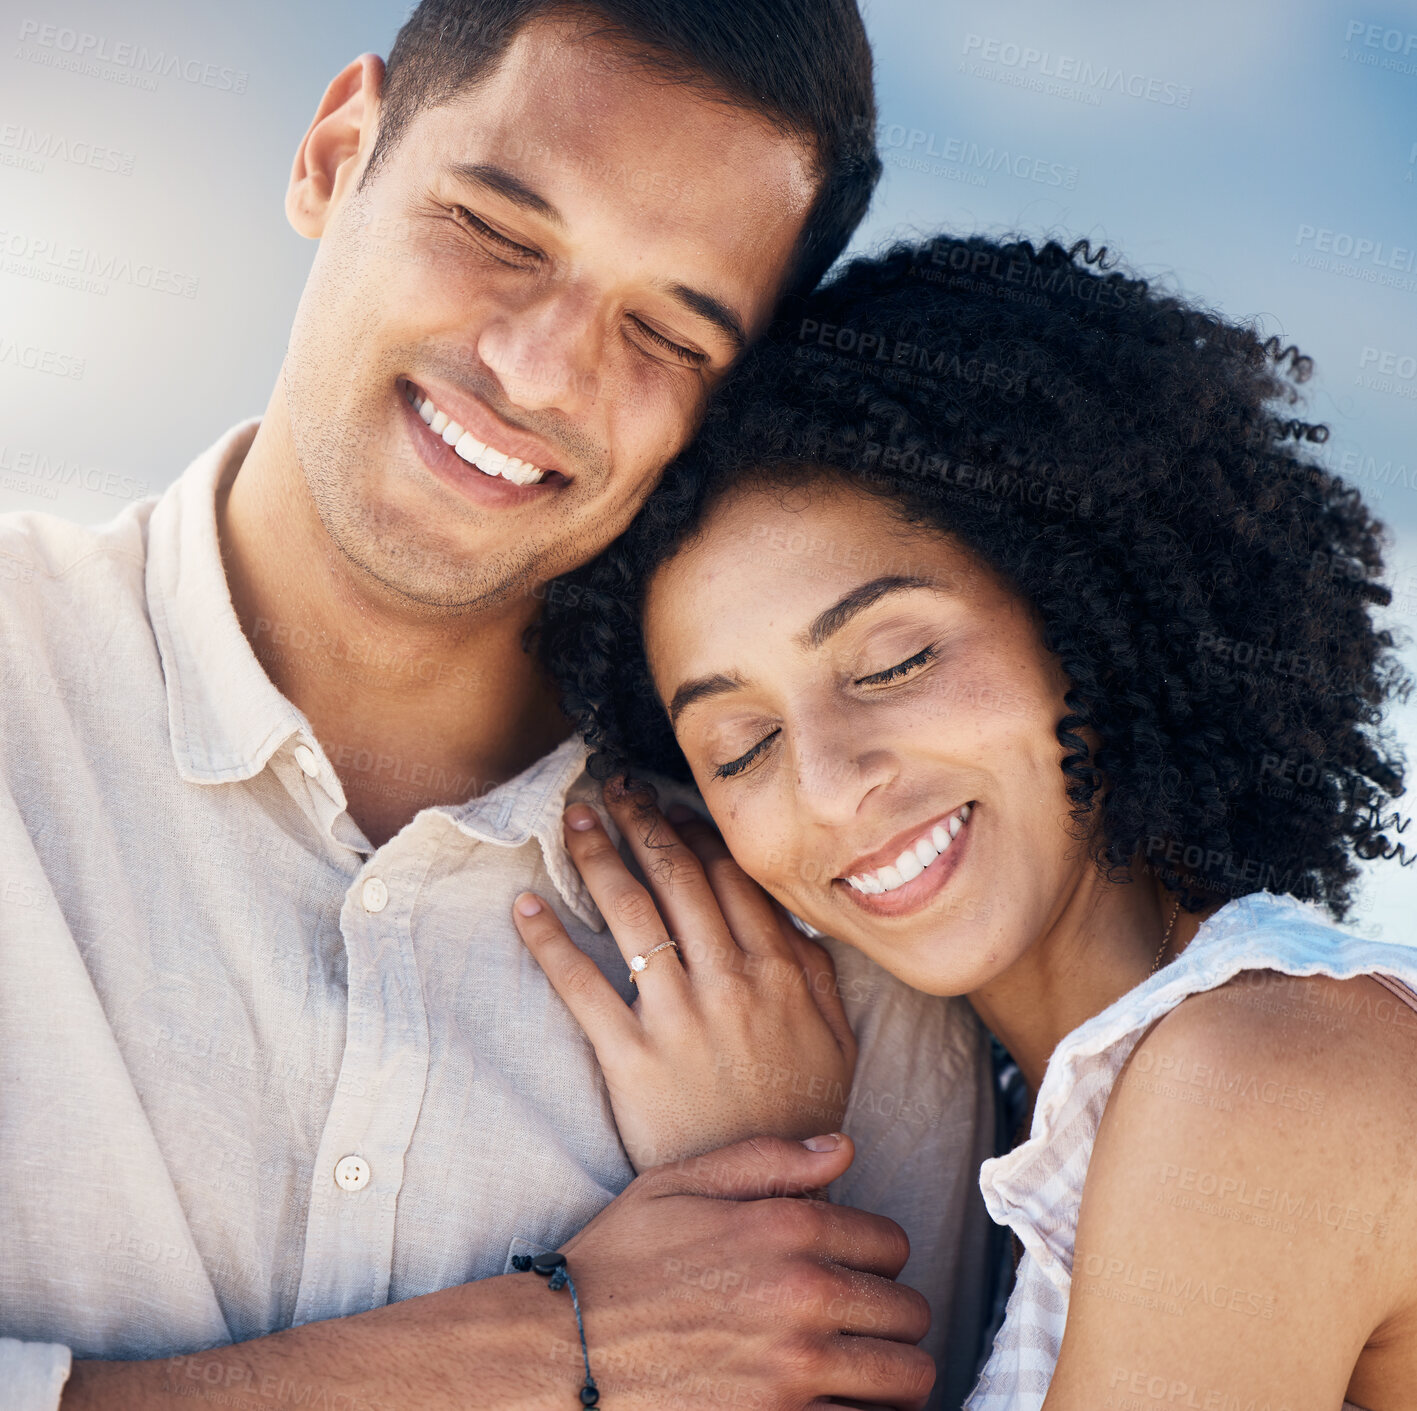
[513,234,1417,1409]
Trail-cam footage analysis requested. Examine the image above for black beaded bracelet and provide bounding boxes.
[511,1251,601,1407]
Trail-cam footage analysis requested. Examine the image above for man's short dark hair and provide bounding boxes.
[359,0,880,295]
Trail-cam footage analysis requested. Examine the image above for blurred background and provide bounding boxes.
[2,0,1414,937]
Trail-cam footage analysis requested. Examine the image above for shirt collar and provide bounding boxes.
[146,419,310,785]
[145,419,608,930]
[438,731,607,931]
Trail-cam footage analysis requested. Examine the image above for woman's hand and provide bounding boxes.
[511,783,857,1172]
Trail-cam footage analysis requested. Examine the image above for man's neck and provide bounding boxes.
[215,387,570,849]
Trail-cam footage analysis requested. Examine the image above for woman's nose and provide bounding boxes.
[791,727,896,826]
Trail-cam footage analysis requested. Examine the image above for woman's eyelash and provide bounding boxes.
[627,315,707,367]
[713,729,780,780]
[711,646,936,782]
[453,207,539,261]
[857,643,938,686]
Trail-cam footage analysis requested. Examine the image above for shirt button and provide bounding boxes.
[294,744,320,777]
[361,877,389,913]
[334,1155,370,1191]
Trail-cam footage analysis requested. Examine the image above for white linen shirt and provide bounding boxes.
[0,420,996,1411]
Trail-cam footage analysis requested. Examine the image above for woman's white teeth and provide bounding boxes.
[404,383,547,485]
[846,805,973,895]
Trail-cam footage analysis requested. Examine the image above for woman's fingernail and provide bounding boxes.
[801,1133,843,1152]
[564,805,598,831]
[514,894,543,917]
[665,802,700,824]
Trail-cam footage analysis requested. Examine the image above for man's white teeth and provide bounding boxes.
[846,804,973,895]
[403,382,547,485]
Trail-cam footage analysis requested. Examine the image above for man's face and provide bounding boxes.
[283,18,817,611]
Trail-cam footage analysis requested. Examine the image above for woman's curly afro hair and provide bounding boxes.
[536,234,1409,919]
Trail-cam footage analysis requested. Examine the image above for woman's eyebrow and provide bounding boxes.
[667,671,747,726]
[798,575,936,650]
[666,575,941,725]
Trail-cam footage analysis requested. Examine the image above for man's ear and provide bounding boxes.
[286,52,386,239]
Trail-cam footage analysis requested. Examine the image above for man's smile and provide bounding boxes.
[397,375,571,507]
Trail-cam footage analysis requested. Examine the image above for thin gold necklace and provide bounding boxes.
[1149,895,1182,976]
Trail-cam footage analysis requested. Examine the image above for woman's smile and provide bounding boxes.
[836,800,975,917]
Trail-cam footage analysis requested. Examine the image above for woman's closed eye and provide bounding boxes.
[713,728,780,780]
[708,645,940,782]
[855,642,938,687]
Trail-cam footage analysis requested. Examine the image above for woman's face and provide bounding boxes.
[643,475,1091,996]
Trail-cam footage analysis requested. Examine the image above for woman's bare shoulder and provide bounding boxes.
[1051,973,1417,1407]
[1098,969,1417,1285]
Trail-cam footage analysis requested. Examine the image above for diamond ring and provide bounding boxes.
[628,940,680,983]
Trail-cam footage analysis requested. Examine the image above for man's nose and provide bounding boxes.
[476,285,602,417]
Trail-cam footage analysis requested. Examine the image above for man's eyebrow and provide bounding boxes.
[446,162,563,227]
[663,282,748,355]
[668,672,747,726]
[799,576,937,650]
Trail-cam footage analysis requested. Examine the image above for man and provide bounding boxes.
[0,2,995,1406]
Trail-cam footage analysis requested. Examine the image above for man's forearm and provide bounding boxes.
[60,1271,568,1411]
[57,1135,936,1411]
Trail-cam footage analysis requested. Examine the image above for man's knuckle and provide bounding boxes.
[788,1258,836,1307]
[856,1213,910,1271]
[766,1199,828,1250]
[768,1330,825,1388]
[899,1285,933,1342]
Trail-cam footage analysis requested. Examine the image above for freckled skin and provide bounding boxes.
[645,477,1092,1002]
[644,474,1417,1407]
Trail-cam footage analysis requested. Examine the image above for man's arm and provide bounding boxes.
[59,1135,937,1411]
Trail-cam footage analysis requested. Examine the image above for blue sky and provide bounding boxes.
[2,0,1413,932]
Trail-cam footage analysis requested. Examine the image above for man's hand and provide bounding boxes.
[60,1134,934,1410]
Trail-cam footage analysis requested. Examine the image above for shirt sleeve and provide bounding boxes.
[0,1338,73,1410]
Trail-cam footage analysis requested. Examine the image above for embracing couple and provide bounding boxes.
[4,2,1416,1409]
